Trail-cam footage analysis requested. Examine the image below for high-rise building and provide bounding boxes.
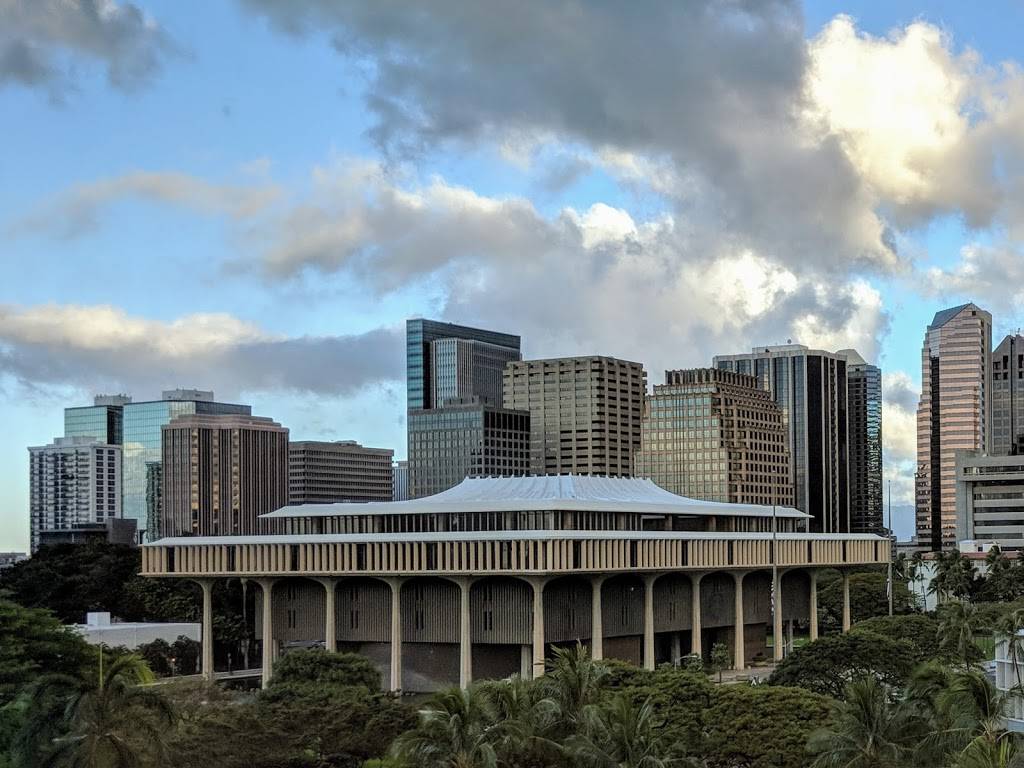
[633,369,793,507]
[407,401,530,498]
[916,303,993,550]
[393,460,409,501]
[714,345,849,533]
[28,437,121,552]
[992,334,1024,456]
[289,441,395,505]
[407,319,525,498]
[64,394,132,445]
[406,319,521,411]
[160,414,289,538]
[503,356,646,477]
[123,390,251,541]
[839,350,884,534]
[430,338,521,408]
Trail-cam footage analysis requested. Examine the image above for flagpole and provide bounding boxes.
[887,479,893,617]
[772,501,780,655]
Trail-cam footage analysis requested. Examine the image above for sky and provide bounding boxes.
[4,0,1024,551]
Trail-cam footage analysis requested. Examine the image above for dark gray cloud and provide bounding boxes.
[0,304,402,398]
[243,0,897,274]
[0,0,176,95]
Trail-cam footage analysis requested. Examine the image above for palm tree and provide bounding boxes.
[389,685,499,768]
[568,694,678,768]
[537,643,608,737]
[481,675,559,764]
[948,551,978,600]
[908,551,925,606]
[939,601,985,668]
[15,651,175,768]
[929,668,1021,767]
[807,676,914,768]
[929,551,949,605]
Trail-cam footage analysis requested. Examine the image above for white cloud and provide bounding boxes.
[0,303,402,397]
[806,17,972,207]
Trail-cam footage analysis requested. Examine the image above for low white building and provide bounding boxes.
[995,632,1024,732]
[72,612,200,650]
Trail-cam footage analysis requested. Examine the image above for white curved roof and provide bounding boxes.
[262,475,808,520]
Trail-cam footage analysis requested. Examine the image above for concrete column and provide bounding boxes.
[590,576,605,661]
[388,578,403,691]
[531,579,546,678]
[841,571,852,633]
[520,645,532,679]
[786,619,794,655]
[458,578,472,688]
[257,578,275,689]
[772,570,784,662]
[643,574,657,671]
[809,571,819,641]
[732,572,745,670]
[690,572,703,659]
[199,579,214,681]
[316,578,337,652]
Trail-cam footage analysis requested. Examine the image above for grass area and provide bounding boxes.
[976,634,996,661]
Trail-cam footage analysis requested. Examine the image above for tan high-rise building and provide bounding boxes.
[160,414,289,538]
[289,440,395,505]
[916,303,993,550]
[503,356,646,476]
[633,369,793,507]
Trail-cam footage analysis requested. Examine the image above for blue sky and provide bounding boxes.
[4,0,1024,550]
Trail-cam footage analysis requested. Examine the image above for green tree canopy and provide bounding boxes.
[850,614,945,664]
[816,569,915,633]
[702,685,832,768]
[767,631,916,699]
[0,598,93,708]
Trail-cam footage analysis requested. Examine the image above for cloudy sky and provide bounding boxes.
[4,0,1024,551]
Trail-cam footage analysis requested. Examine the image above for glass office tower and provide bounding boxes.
[64,394,132,445]
[840,350,883,533]
[406,319,523,497]
[714,345,849,533]
[992,334,1024,456]
[121,391,250,541]
[406,319,521,411]
[916,304,992,550]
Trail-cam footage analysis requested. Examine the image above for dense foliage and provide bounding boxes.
[816,568,915,633]
[767,630,917,698]
[849,613,945,663]
[169,651,415,768]
[0,542,252,665]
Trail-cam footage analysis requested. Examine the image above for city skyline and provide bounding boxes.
[7,1,1024,549]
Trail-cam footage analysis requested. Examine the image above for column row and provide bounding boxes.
[196,569,853,688]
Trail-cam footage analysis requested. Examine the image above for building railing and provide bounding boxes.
[142,534,888,578]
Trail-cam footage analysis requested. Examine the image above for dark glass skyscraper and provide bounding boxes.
[839,350,883,534]
[64,394,132,445]
[406,319,524,498]
[122,390,250,541]
[406,319,521,411]
[714,345,849,533]
[992,334,1024,456]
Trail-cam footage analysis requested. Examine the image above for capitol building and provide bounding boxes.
[141,475,889,690]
